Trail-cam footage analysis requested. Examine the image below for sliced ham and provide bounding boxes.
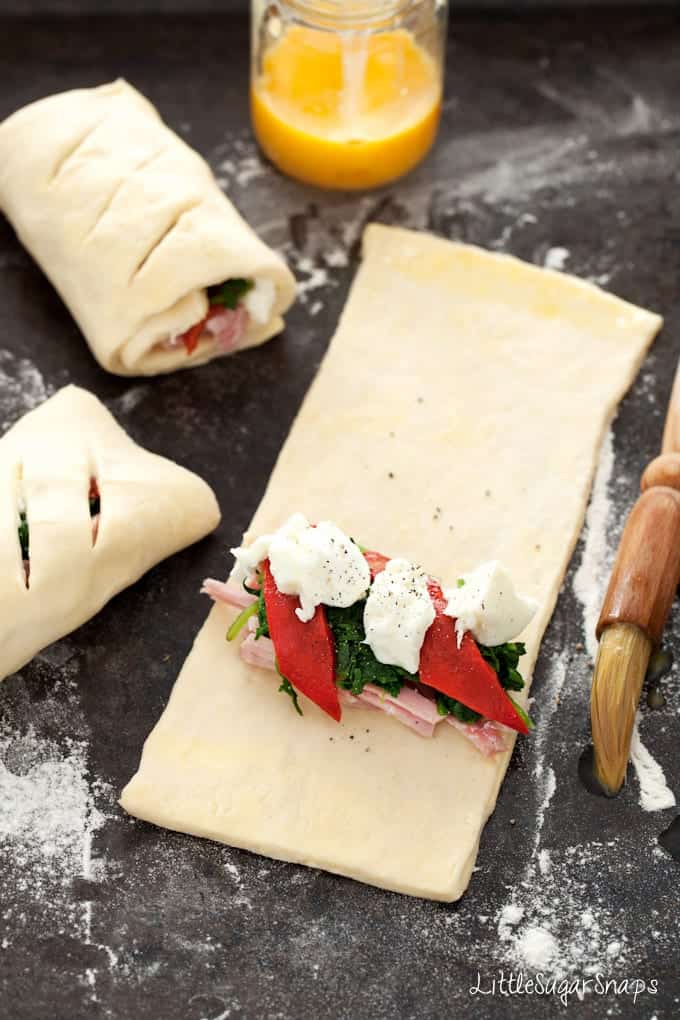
[362,683,442,725]
[240,633,277,671]
[204,304,249,353]
[201,577,255,609]
[352,686,437,738]
[446,715,510,756]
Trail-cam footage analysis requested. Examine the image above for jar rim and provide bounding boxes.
[282,0,429,30]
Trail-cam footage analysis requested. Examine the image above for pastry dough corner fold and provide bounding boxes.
[1,384,220,682]
[0,79,296,376]
[121,226,662,901]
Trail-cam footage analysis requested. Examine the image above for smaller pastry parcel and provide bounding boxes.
[121,225,662,901]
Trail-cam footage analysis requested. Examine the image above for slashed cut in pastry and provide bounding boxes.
[1,385,220,682]
[0,80,296,376]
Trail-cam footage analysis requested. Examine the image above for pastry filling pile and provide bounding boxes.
[157,278,274,356]
[202,513,537,755]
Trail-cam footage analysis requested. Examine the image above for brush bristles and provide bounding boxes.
[591,623,652,795]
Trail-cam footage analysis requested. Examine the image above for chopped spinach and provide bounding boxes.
[277,673,302,716]
[435,692,482,725]
[479,641,526,692]
[18,512,28,560]
[326,600,415,698]
[208,278,253,310]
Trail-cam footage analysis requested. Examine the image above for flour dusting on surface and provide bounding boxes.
[0,729,103,887]
[630,717,676,812]
[543,246,570,271]
[0,350,50,430]
[573,428,616,660]
[517,926,558,968]
[492,649,628,980]
[108,384,150,417]
[215,138,268,190]
[0,672,117,997]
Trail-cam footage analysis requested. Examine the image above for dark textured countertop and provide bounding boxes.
[1,8,680,1020]
[4,1,679,13]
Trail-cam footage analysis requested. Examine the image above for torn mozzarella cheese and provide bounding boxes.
[443,561,538,647]
[243,277,276,325]
[231,512,370,622]
[363,558,435,674]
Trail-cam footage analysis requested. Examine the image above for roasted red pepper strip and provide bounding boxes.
[363,550,390,579]
[180,306,224,355]
[181,318,205,355]
[262,559,341,722]
[419,580,528,734]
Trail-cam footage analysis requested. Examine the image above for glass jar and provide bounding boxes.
[250,0,447,190]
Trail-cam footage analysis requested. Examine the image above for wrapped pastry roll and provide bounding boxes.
[1,385,220,682]
[0,80,296,376]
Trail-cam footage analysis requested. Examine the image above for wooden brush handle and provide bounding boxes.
[597,483,680,644]
[641,451,680,490]
[661,362,680,455]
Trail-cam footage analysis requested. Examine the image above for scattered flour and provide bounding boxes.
[544,246,570,271]
[573,428,616,660]
[324,247,349,268]
[0,677,117,1001]
[224,858,253,911]
[0,350,50,430]
[295,257,329,302]
[108,384,150,416]
[517,926,558,968]
[498,903,524,940]
[630,717,676,812]
[0,736,102,878]
[495,635,634,978]
[0,722,106,922]
[215,139,268,190]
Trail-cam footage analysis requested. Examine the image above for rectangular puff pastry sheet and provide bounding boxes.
[0,80,296,376]
[121,226,662,901]
[1,385,220,682]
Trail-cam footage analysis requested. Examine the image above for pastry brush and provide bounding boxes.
[591,362,680,795]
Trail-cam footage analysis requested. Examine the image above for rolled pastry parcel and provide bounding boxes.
[0,80,296,376]
[1,385,221,682]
